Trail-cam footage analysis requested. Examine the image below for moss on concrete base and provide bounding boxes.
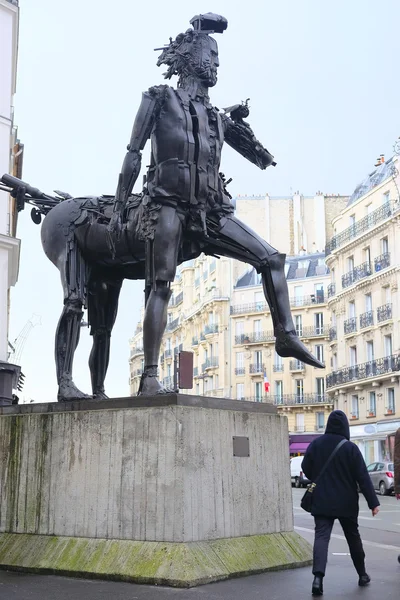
[0,531,312,587]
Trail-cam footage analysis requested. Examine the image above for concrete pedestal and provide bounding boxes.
[0,395,311,586]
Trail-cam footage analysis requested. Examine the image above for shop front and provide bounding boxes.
[289,434,322,456]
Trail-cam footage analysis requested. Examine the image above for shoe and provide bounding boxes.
[312,575,324,596]
[358,574,371,587]
[275,329,325,369]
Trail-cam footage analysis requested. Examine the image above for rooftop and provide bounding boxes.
[347,156,395,206]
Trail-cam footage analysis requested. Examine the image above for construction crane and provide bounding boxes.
[8,313,41,365]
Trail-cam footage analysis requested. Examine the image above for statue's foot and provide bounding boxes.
[57,378,92,402]
[92,390,109,401]
[275,330,325,369]
[137,370,177,396]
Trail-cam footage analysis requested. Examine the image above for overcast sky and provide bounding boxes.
[9,0,400,402]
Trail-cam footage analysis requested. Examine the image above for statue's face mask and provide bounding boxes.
[187,35,219,88]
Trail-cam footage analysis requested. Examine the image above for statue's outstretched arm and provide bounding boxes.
[222,115,276,170]
[109,87,163,237]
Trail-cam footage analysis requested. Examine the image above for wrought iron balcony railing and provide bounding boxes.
[273,364,284,372]
[130,346,144,357]
[273,394,332,406]
[290,360,305,371]
[174,291,184,306]
[166,317,180,332]
[360,310,374,329]
[344,317,357,335]
[235,367,245,375]
[204,323,219,335]
[234,331,275,344]
[326,354,400,388]
[289,294,325,307]
[377,303,392,322]
[301,325,328,338]
[329,326,337,341]
[342,261,372,289]
[327,283,336,298]
[203,357,219,370]
[230,302,268,315]
[325,202,393,255]
[249,363,264,374]
[374,252,390,272]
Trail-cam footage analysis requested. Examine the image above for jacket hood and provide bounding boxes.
[325,410,350,440]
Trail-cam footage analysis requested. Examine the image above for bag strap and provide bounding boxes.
[314,438,347,484]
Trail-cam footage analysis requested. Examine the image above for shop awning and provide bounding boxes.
[290,442,309,453]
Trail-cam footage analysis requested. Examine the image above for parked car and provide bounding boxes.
[366,461,395,495]
[290,456,310,488]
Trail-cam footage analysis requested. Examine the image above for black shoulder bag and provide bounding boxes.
[300,439,347,513]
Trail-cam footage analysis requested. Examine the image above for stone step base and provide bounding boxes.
[0,531,312,588]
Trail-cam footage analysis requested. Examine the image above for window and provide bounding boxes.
[364,246,371,265]
[332,352,337,371]
[255,382,263,402]
[214,374,219,390]
[349,214,356,227]
[208,311,214,325]
[236,352,244,368]
[166,338,171,350]
[167,363,172,377]
[196,383,200,395]
[236,383,244,400]
[295,379,304,402]
[294,285,303,306]
[383,191,390,205]
[366,341,374,362]
[316,412,325,431]
[314,284,324,303]
[351,395,359,419]
[253,319,261,334]
[275,380,283,401]
[295,413,305,433]
[315,312,324,333]
[383,285,391,304]
[384,334,393,357]
[347,256,354,271]
[235,321,244,335]
[348,301,356,318]
[316,377,325,400]
[381,237,389,254]
[315,344,324,363]
[368,392,376,416]
[365,293,372,312]
[387,388,395,413]
[367,463,377,473]
[295,315,303,336]
[254,350,262,369]
[254,291,264,310]
[349,346,357,366]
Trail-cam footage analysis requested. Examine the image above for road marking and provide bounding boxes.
[358,516,381,521]
[294,526,400,551]
[332,552,350,556]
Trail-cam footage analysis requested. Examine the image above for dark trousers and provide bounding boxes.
[313,516,366,576]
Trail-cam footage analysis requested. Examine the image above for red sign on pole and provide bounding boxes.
[179,351,194,389]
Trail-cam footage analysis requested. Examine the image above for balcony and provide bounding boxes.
[174,291,184,306]
[377,303,392,322]
[342,261,372,289]
[166,317,180,332]
[235,331,274,344]
[290,360,305,372]
[200,332,206,341]
[202,357,219,370]
[173,344,183,356]
[375,251,391,273]
[130,346,143,357]
[325,202,393,255]
[230,302,268,315]
[235,367,245,375]
[249,363,264,374]
[329,326,337,342]
[273,394,332,406]
[186,288,229,319]
[290,294,325,307]
[192,336,199,346]
[241,396,267,403]
[131,368,142,377]
[327,283,336,298]
[301,325,327,338]
[204,323,219,335]
[367,408,376,418]
[359,310,374,329]
[273,364,284,372]
[350,412,359,420]
[344,317,357,335]
[326,354,400,388]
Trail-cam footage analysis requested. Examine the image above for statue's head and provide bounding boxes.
[157,13,227,88]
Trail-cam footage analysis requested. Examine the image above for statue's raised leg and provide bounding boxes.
[205,215,324,369]
[87,277,122,399]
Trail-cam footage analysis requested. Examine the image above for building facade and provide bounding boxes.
[0,0,22,401]
[326,155,400,464]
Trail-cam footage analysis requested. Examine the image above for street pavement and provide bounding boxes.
[0,489,399,599]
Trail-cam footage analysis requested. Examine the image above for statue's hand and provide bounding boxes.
[108,211,123,240]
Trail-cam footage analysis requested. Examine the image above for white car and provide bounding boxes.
[290,456,310,488]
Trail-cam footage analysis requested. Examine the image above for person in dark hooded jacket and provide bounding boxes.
[302,410,380,596]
